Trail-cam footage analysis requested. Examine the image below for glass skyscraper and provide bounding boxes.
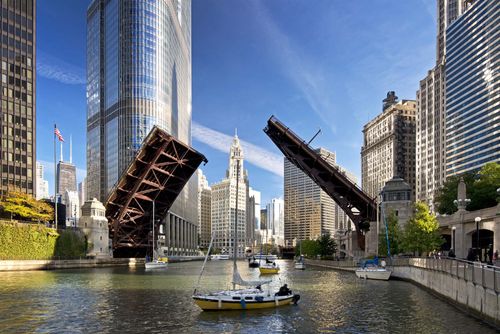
[87,0,197,250]
[445,0,499,176]
[0,0,36,196]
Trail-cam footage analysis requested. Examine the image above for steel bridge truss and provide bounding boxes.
[106,126,207,257]
[264,116,377,250]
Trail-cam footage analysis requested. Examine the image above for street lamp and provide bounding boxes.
[475,216,481,261]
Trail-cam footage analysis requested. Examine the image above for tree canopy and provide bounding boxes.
[296,234,336,259]
[435,162,500,214]
[0,191,53,222]
[401,202,444,255]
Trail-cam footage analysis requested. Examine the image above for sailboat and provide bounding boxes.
[193,159,299,310]
[355,201,391,280]
[145,201,168,270]
[258,224,280,274]
[294,241,305,270]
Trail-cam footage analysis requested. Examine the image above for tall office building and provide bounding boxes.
[78,177,86,207]
[87,0,196,254]
[64,190,80,227]
[197,169,211,248]
[361,92,416,199]
[284,148,338,245]
[211,134,247,257]
[416,0,473,210]
[247,187,261,247]
[0,0,36,196]
[57,161,76,197]
[445,0,499,176]
[266,198,284,246]
[35,161,49,200]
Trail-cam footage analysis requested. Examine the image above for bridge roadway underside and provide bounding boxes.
[106,126,207,258]
[264,116,377,251]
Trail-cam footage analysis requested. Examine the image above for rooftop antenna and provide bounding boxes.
[70,135,72,164]
[307,128,322,145]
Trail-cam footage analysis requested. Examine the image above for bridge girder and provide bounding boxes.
[264,116,377,250]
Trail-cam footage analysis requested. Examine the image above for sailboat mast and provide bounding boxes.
[233,159,240,291]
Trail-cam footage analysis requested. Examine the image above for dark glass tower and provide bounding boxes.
[87,0,197,255]
[0,0,36,196]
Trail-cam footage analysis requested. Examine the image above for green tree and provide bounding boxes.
[434,172,476,215]
[301,239,320,258]
[401,202,444,255]
[0,191,53,222]
[317,233,337,258]
[468,162,500,211]
[378,210,402,256]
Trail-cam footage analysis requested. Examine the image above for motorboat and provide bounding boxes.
[145,257,168,270]
[259,258,280,274]
[355,267,391,280]
[294,255,305,270]
[211,254,230,260]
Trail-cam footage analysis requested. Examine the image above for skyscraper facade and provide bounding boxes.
[86,1,197,249]
[266,198,284,246]
[416,0,471,210]
[284,148,337,245]
[57,161,76,197]
[0,0,36,196]
[211,135,247,257]
[445,0,499,176]
[35,161,49,200]
[197,169,211,248]
[361,92,416,200]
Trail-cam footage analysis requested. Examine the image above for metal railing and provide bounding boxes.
[410,257,500,293]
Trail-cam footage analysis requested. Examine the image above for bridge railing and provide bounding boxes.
[410,257,500,293]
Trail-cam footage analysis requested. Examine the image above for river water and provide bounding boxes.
[0,260,496,333]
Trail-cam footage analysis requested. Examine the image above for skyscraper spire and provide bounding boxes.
[70,135,73,164]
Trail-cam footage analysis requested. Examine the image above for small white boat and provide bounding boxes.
[211,254,230,260]
[145,257,168,270]
[355,267,391,280]
[294,256,305,270]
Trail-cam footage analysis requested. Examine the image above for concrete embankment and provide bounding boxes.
[306,258,500,328]
[0,256,205,271]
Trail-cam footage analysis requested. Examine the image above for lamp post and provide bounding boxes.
[475,216,481,261]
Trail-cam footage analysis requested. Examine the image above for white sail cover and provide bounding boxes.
[232,267,272,287]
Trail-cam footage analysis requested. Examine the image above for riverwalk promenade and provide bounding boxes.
[0,256,205,271]
[307,257,500,328]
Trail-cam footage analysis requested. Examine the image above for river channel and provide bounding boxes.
[0,260,496,333]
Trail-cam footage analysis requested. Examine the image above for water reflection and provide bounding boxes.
[0,262,497,333]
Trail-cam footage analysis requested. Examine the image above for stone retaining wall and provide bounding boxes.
[306,258,500,327]
[0,258,144,271]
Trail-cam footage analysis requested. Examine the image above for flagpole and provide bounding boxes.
[54,123,58,230]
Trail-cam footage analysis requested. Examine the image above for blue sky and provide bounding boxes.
[37,0,437,206]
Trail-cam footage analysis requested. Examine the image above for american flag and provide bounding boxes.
[54,127,64,142]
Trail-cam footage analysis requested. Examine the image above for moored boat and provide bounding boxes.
[145,257,168,270]
[259,262,280,274]
[211,254,230,260]
[355,267,391,280]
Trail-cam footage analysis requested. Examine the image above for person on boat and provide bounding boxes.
[272,262,276,267]
[266,257,273,264]
[276,284,291,296]
[255,285,262,291]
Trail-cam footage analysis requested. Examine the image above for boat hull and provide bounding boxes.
[259,267,279,274]
[355,268,391,280]
[294,262,305,270]
[145,260,168,270]
[193,295,299,310]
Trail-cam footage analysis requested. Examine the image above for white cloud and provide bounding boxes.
[192,122,284,177]
[37,51,86,85]
[253,2,337,133]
